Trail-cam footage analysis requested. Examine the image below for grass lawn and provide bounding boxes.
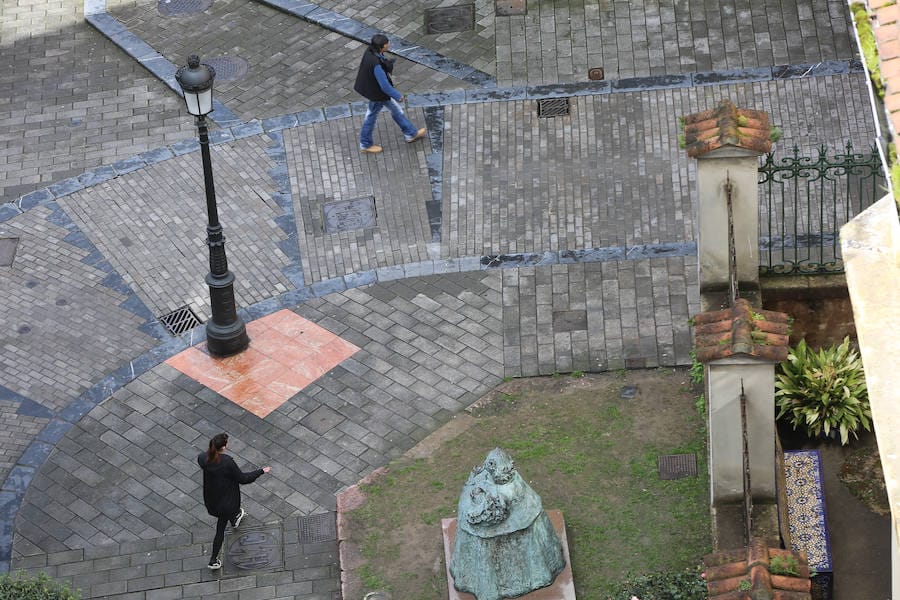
[343,368,711,600]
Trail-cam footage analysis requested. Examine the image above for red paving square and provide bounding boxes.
[166,309,359,418]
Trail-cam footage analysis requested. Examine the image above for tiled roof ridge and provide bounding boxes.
[693,298,791,362]
[704,538,813,599]
[682,99,773,158]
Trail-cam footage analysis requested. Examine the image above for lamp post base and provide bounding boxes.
[206,318,250,357]
[205,271,250,357]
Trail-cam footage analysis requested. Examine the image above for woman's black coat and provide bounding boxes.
[197,453,264,518]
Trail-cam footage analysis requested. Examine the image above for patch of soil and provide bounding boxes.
[838,444,890,516]
[339,368,710,600]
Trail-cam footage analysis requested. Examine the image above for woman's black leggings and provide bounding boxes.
[210,513,235,563]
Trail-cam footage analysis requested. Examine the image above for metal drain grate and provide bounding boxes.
[0,237,19,267]
[158,0,212,17]
[537,97,570,118]
[202,57,249,82]
[159,306,203,336]
[658,453,698,480]
[298,512,336,543]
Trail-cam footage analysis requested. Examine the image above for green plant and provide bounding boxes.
[571,370,584,378]
[775,337,872,445]
[737,578,752,591]
[852,3,885,98]
[609,566,707,599]
[695,394,706,425]
[0,572,80,600]
[689,349,704,386]
[359,564,388,590]
[770,554,800,576]
[769,126,783,143]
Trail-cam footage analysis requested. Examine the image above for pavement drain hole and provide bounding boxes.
[159,305,203,336]
[658,453,698,480]
[588,67,605,81]
[203,56,250,82]
[537,97,570,118]
[298,512,337,543]
[158,0,212,17]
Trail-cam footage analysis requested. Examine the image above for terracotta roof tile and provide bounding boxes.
[693,298,790,363]
[704,538,812,600]
[682,99,772,158]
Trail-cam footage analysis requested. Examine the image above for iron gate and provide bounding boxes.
[758,143,886,275]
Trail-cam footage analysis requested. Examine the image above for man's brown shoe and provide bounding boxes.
[406,128,427,143]
[361,145,383,154]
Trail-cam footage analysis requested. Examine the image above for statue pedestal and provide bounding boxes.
[441,510,576,600]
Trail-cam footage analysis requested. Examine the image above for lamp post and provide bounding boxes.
[175,55,249,357]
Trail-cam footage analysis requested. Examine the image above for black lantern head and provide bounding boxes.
[175,55,216,116]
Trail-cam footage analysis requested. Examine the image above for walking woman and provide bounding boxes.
[198,433,270,569]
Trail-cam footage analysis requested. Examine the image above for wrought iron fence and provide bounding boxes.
[758,143,886,275]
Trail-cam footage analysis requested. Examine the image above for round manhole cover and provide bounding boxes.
[158,0,212,16]
[203,56,249,82]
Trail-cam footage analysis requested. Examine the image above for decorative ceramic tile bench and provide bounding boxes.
[784,450,833,599]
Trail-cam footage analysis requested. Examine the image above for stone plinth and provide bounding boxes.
[441,510,576,600]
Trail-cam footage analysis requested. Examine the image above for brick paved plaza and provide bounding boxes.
[0,0,878,596]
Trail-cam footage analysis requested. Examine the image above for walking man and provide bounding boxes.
[198,433,270,570]
[354,34,426,154]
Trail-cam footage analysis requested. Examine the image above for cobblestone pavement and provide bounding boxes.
[0,0,195,203]
[493,0,856,85]
[0,0,879,596]
[105,0,473,122]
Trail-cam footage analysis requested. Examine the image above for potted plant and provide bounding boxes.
[775,337,872,445]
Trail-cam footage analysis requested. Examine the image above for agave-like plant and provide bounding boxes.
[775,337,872,445]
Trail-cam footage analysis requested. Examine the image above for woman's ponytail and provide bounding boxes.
[206,433,228,463]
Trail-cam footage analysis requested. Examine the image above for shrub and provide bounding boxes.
[0,571,80,600]
[775,337,872,445]
[607,566,707,600]
[851,3,885,99]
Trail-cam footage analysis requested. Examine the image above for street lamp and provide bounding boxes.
[175,55,249,357]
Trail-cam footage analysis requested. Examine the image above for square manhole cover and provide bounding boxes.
[322,196,377,233]
[496,0,525,15]
[298,512,337,544]
[658,454,698,480]
[424,5,475,34]
[552,310,587,332]
[0,237,19,267]
[224,522,284,575]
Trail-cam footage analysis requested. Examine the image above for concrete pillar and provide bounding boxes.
[707,358,777,505]
[696,148,763,295]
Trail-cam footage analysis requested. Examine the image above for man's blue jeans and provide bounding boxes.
[359,99,418,149]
